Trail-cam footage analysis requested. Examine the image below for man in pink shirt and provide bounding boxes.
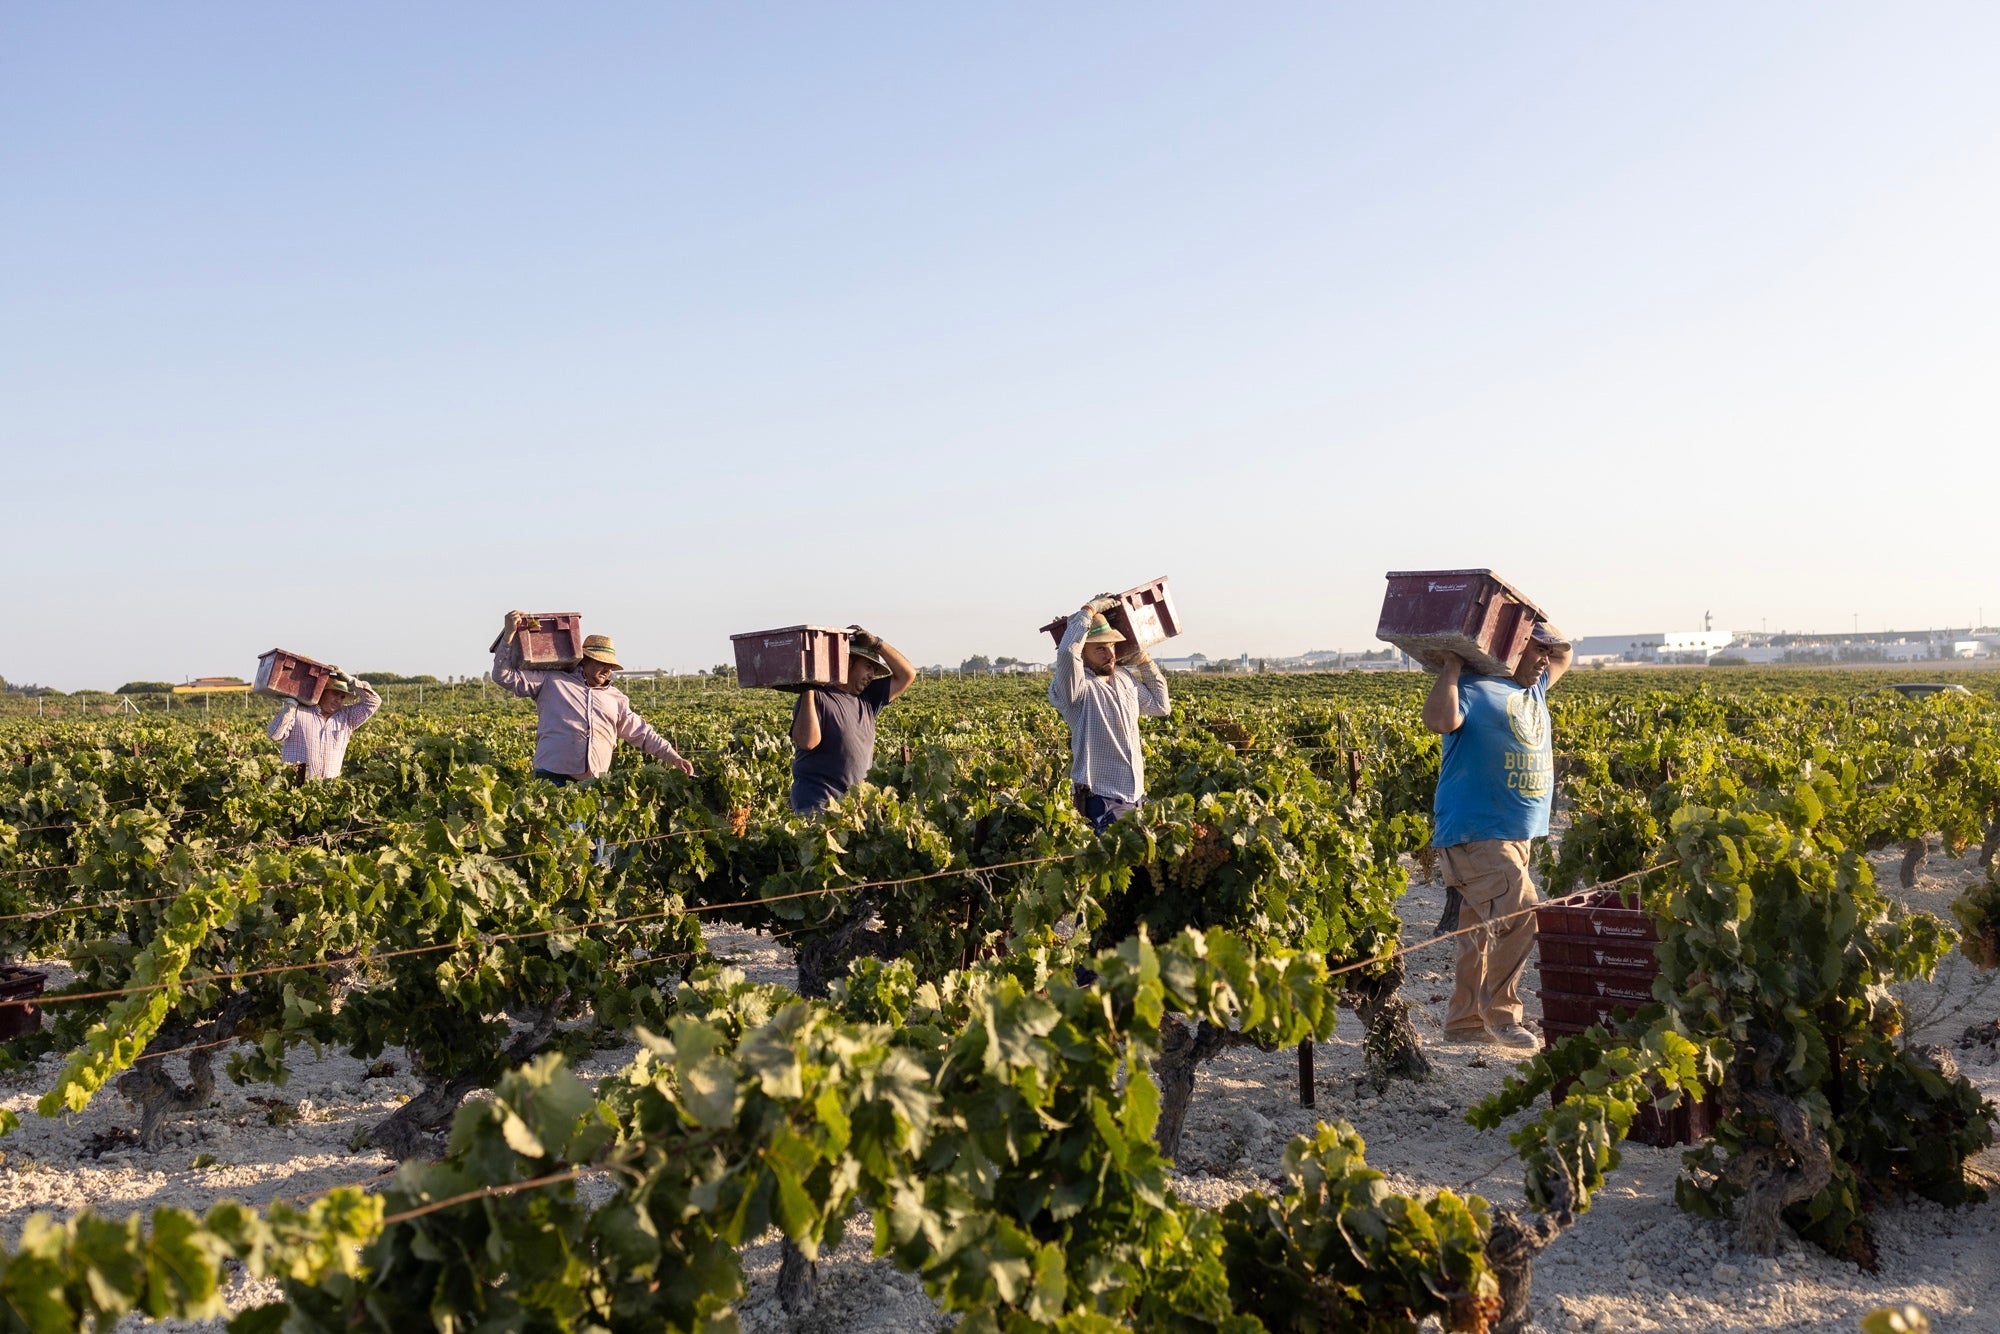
[493,612,694,784]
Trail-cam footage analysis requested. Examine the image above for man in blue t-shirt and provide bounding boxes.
[789,626,916,813]
[1422,620,1573,1048]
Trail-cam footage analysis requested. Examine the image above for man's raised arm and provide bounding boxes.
[876,640,917,702]
[1048,607,1093,713]
[1126,649,1171,717]
[1422,653,1465,734]
[792,691,823,752]
[1541,624,1575,689]
[336,676,382,728]
[490,612,546,700]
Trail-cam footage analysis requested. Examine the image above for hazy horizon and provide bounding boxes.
[11,607,1999,690]
[6,5,1997,690]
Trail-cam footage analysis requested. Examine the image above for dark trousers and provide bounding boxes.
[1073,784,1140,833]
[533,769,579,787]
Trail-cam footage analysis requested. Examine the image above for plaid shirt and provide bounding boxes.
[267,682,381,779]
[492,641,684,779]
[1048,609,1171,803]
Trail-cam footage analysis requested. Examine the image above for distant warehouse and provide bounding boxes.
[1575,630,1991,667]
[1572,632,1735,666]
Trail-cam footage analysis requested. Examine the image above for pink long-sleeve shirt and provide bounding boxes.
[492,641,684,779]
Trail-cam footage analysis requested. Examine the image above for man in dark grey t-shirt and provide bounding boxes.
[789,626,916,813]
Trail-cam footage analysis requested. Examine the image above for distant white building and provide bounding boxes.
[1884,638,1982,661]
[1156,653,1252,673]
[1572,631,1736,665]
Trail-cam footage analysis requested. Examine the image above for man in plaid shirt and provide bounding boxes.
[267,671,380,781]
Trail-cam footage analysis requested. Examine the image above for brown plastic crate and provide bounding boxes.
[1537,933,1659,973]
[1108,576,1180,648]
[1534,892,1657,943]
[731,626,851,690]
[1040,576,1183,651]
[489,613,584,670]
[254,649,336,705]
[0,966,47,1040]
[1539,988,1645,1031]
[1376,569,1547,675]
[1538,970,1658,1004]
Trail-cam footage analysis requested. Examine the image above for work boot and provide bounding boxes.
[1492,1023,1539,1050]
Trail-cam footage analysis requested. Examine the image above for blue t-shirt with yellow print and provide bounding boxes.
[1432,672,1553,848]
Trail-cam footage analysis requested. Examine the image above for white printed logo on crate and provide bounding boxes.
[1590,920,1648,938]
[1591,949,1651,970]
[1426,580,1470,593]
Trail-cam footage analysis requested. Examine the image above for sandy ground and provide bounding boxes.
[2,846,1995,1332]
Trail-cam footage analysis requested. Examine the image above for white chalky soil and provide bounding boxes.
[2,846,1994,1333]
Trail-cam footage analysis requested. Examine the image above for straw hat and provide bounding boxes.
[581,635,624,670]
[1083,618,1126,644]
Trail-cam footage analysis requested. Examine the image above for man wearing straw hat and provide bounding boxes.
[789,625,916,814]
[1422,620,1573,1049]
[1050,597,1171,832]
[493,612,694,785]
[267,669,380,781]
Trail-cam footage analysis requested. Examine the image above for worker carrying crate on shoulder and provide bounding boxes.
[268,670,380,782]
[1050,596,1171,832]
[789,626,916,814]
[493,611,694,785]
[1421,620,1572,1049]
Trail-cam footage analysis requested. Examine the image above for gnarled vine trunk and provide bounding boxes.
[1724,1085,1834,1255]
[1899,837,1927,890]
[117,1050,219,1151]
[795,892,886,999]
[783,886,879,1310]
[115,991,253,1150]
[368,997,567,1160]
[1716,1031,1836,1257]
[1339,954,1434,1089]
[1431,884,1463,936]
[777,1238,819,1314]
[1486,1173,1577,1334]
[1153,1016,1262,1159]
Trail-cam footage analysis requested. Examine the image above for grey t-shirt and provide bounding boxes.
[789,677,893,813]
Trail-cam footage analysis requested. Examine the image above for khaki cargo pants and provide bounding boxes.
[1439,839,1539,1033]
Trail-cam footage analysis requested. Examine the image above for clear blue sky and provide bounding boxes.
[5,5,1996,687]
